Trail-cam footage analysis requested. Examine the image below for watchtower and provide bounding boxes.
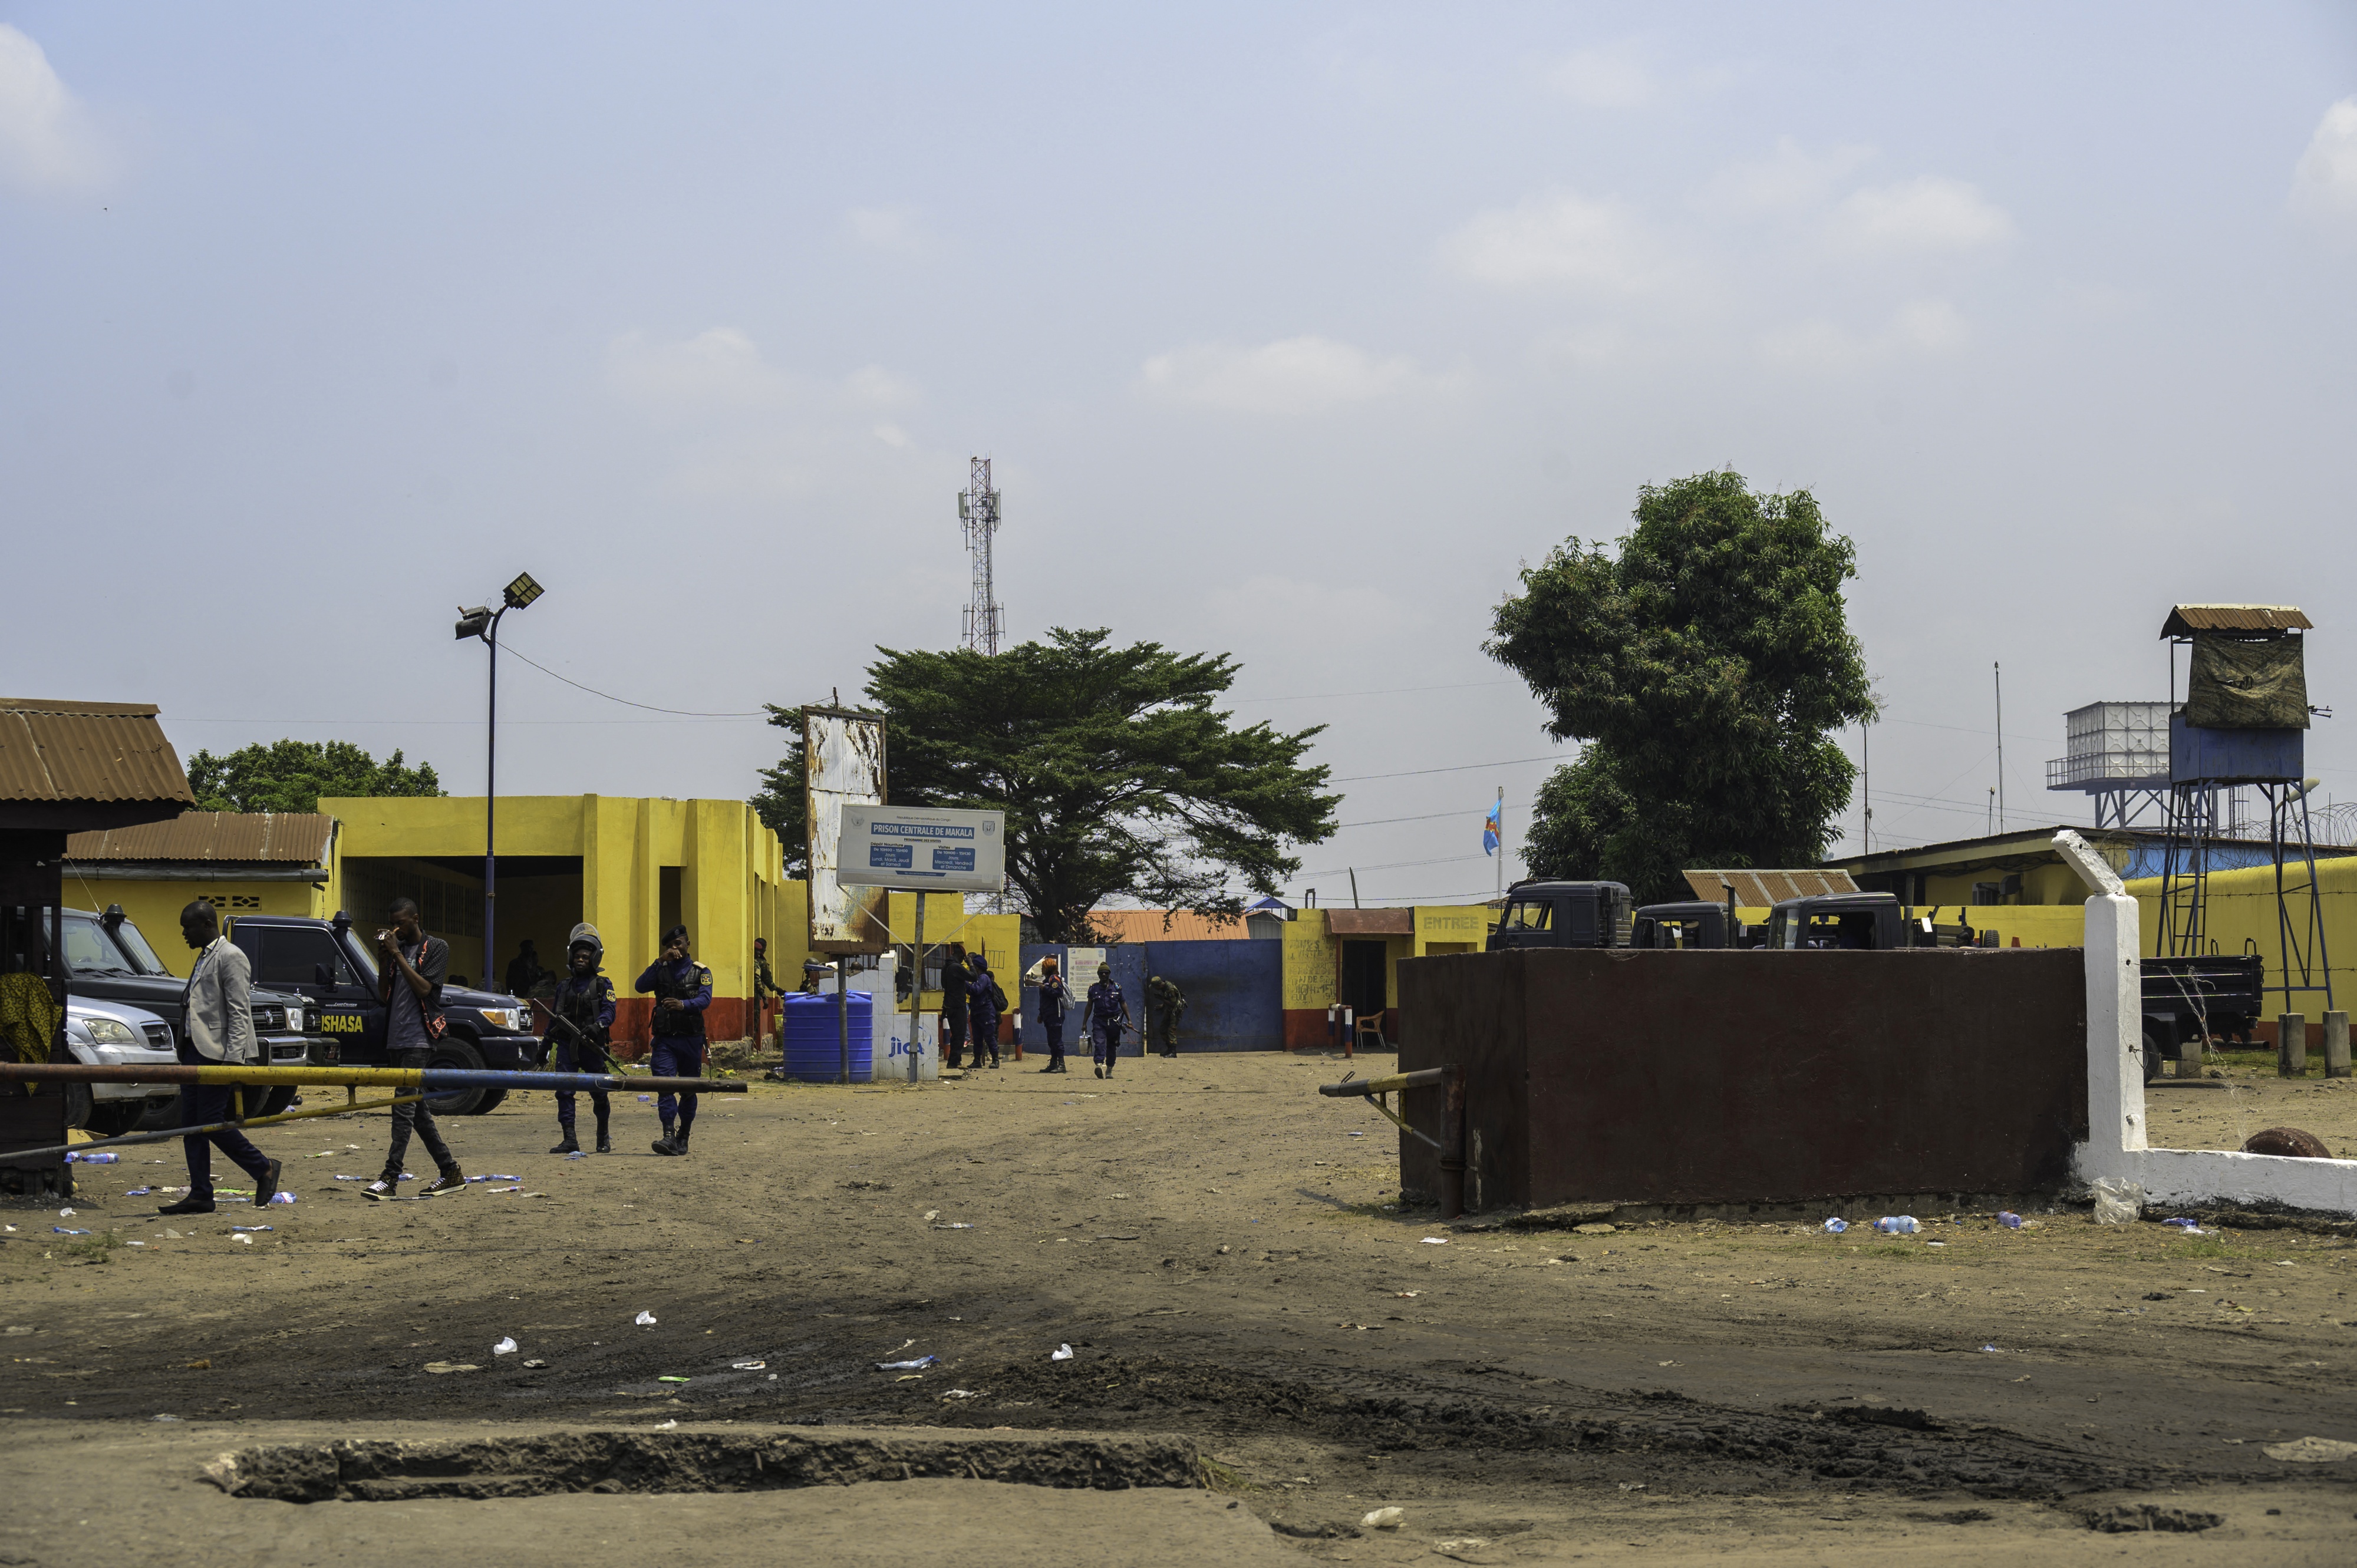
[2154,604,2331,1012]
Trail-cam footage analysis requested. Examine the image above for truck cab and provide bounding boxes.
[1486,881,1634,951]
[1631,901,1732,949]
[48,905,325,1116]
[1765,893,1910,950]
[226,911,543,1115]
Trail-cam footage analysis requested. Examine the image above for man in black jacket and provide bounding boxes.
[365,897,467,1199]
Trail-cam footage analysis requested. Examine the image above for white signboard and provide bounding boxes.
[805,709,889,950]
[836,804,1006,893]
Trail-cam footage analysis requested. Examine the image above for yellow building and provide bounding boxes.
[63,812,339,962]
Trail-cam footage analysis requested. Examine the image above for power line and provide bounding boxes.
[1234,679,1518,705]
[1330,755,1562,784]
[501,643,769,718]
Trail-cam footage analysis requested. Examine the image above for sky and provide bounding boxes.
[5,3,2355,907]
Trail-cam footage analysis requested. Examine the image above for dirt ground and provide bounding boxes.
[5,1050,2356,1564]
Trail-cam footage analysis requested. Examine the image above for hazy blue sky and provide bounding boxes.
[6,4,2354,904]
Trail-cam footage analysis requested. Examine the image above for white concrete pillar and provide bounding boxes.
[2083,893,2145,1156]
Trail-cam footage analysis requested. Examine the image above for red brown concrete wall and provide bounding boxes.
[1396,949,2088,1212]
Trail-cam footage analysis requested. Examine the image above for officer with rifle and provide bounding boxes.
[636,923,712,1157]
[538,922,616,1155]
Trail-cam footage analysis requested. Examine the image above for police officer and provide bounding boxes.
[635,923,711,1157]
[1083,962,1130,1080]
[967,953,1003,1070]
[939,943,970,1068]
[540,923,615,1155]
[1031,956,1072,1074]
[1146,973,1187,1059]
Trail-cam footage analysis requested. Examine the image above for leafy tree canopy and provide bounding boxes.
[187,740,444,815]
[754,629,1338,942]
[1486,470,1873,902]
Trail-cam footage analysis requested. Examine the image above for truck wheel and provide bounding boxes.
[472,1088,507,1115]
[424,1037,487,1115]
[2141,1028,2166,1085]
[87,1103,141,1137]
[256,1086,298,1118]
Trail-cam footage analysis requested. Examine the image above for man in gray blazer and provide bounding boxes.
[157,899,281,1217]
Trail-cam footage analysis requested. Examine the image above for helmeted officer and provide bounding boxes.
[1083,962,1130,1080]
[541,923,616,1155]
[1031,956,1072,1074]
[1146,973,1187,1059]
[635,923,711,1156]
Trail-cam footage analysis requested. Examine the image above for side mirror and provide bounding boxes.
[314,962,334,988]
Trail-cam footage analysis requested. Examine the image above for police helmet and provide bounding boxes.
[567,922,604,962]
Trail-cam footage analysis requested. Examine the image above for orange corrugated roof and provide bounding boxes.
[1682,869,1858,905]
[67,810,334,865]
[0,698,193,806]
[1087,909,1251,943]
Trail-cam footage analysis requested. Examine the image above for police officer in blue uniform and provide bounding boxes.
[541,922,616,1155]
[1083,962,1130,1080]
[635,923,711,1156]
[967,954,1003,1070]
[1031,956,1072,1074]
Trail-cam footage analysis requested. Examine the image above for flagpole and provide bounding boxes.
[1495,784,1504,900]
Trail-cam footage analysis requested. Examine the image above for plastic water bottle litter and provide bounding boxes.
[635,1310,658,1325]
[1874,1216,1920,1234]
[1998,1212,2024,1229]
[1051,1343,1075,1361]
[493,1337,518,1355]
[1822,1219,1848,1233]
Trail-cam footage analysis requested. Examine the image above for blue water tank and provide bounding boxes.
[780,992,873,1082]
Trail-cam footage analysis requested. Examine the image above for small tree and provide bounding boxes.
[754,629,1337,942]
[186,740,444,815]
[1486,470,1873,902]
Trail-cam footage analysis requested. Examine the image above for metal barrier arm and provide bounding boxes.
[1319,1065,1469,1218]
[0,1063,740,1095]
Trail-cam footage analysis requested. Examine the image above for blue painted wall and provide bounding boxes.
[1139,938,1285,1052]
[1017,941,1148,1057]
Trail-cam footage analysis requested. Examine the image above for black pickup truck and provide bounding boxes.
[2141,953,2264,1083]
[225,912,545,1115]
[51,905,327,1125]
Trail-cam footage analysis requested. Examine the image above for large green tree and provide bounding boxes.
[1487,470,1873,902]
[754,629,1338,942]
[186,740,444,814]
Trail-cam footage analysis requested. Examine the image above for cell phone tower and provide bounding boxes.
[958,456,1004,654]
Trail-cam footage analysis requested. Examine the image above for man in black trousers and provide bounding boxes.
[157,900,280,1217]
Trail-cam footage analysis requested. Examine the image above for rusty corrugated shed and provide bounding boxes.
[1682,869,1859,905]
[1088,909,1251,943]
[2161,605,2312,638]
[0,697,193,806]
[1326,908,1416,936]
[65,811,334,865]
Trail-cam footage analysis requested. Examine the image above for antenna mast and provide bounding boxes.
[958,456,1004,654]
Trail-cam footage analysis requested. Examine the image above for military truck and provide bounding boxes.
[225,911,544,1115]
[1485,881,1635,951]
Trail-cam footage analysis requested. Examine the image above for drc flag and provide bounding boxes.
[1482,800,1501,857]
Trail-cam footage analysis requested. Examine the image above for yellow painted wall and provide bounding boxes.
[60,875,332,978]
[2129,857,2357,1002]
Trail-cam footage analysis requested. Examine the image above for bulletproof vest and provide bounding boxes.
[553,976,610,1045]
[649,961,707,1035]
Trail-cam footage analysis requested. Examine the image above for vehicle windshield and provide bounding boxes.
[1500,900,1552,931]
[104,916,176,977]
[48,912,138,977]
[340,931,380,991]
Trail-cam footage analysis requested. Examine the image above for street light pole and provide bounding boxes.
[457,573,543,991]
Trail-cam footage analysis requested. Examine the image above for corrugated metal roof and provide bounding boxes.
[1087,909,1251,943]
[2161,605,2312,637]
[65,810,334,865]
[0,698,194,806]
[1682,869,1858,905]
[1327,908,1416,936]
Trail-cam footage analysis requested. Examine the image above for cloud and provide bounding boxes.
[843,204,929,257]
[604,329,919,417]
[1697,137,1876,216]
[1544,48,1653,109]
[1207,575,1426,637]
[1825,176,2014,256]
[0,25,110,192]
[1757,299,1969,371]
[1438,192,1667,292]
[1138,335,1433,415]
[2289,97,2357,239]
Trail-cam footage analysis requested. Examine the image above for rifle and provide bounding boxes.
[532,998,614,1071]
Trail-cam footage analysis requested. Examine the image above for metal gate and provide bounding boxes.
[1139,938,1284,1052]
